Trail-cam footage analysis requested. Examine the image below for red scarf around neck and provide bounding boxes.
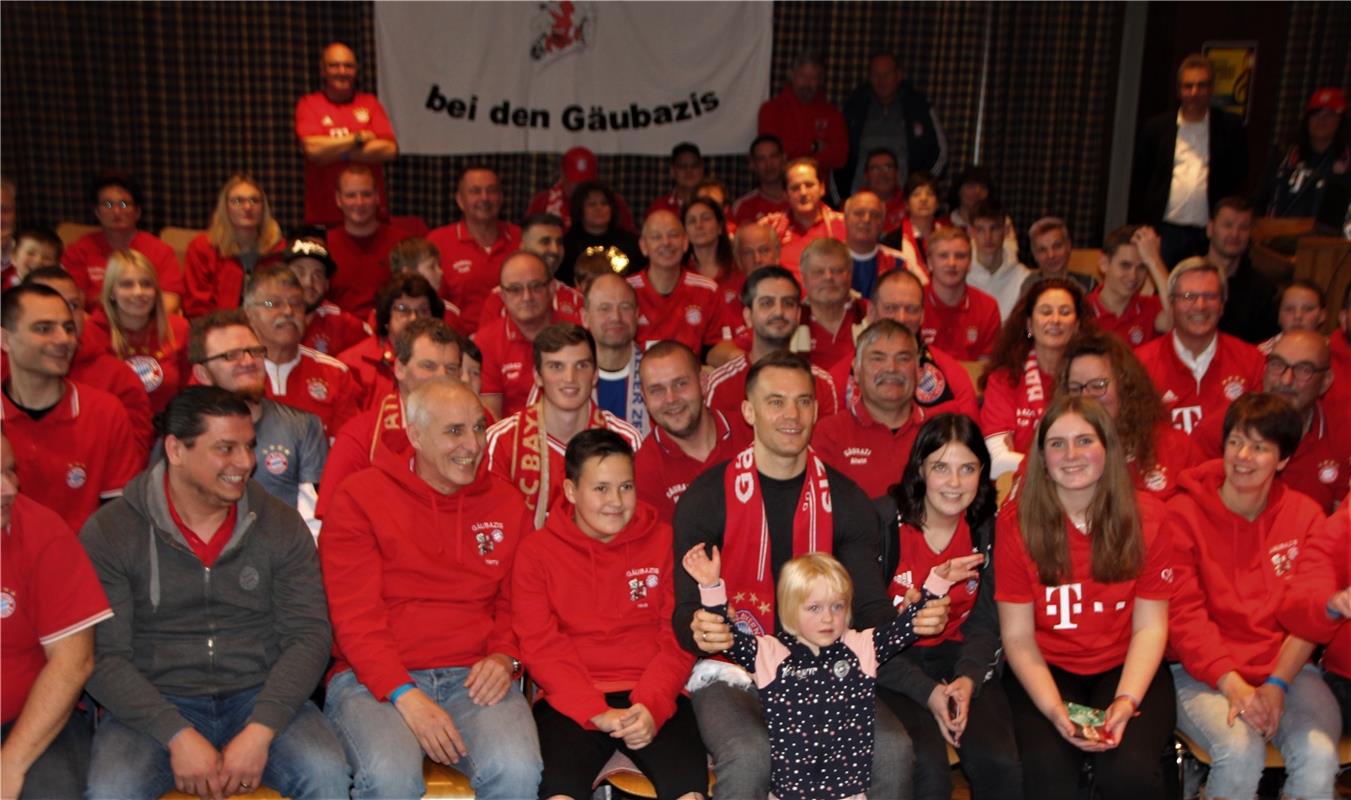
[507,401,608,527]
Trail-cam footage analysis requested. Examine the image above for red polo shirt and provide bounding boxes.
[1085,287,1163,348]
[302,301,371,356]
[778,208,846,284]
[263,347,361,440]
[813,400,926,498]
[731,189,790,227]
[633,409,750,522]
[294,91,396,226]
[921,286,1001,362]
[627,270,728,352]
[325,224,404,317]
[473,315,539,418]
[1136,333,1266,434]
[62,231,184,311]
[801,299,869,372]
[428,221,522,330]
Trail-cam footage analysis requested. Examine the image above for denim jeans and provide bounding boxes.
[325,667,542,799]
[86,685,349,799]
[689,677,912,800]
[1173,663,1341,799]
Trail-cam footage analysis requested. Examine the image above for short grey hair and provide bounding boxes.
[405,377,477,434]
[853,318,917,369]
[1167,256,1228,304]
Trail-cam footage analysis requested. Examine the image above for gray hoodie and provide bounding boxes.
[80,460,332,746]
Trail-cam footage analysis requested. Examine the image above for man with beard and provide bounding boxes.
[289,237,370,357]
[704,266,842,434]
[812,319,925,498]
[634,340,751,522]
[1209,197,1280,344]
[189,310,328,531]
[583,273,648,435]
[243,264,360,441]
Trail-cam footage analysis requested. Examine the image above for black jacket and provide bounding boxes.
[1130,108,1248,225]
[838,80,944,195]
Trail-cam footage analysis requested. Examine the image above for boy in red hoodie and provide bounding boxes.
[512,430,706,799]
[319,378,543,798]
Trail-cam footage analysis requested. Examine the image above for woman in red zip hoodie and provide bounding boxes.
[513,430,707,799]
[1280,499,1351,732]
[1167,392,1338,800]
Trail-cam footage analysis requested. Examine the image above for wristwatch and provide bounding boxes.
[509,657,523,676]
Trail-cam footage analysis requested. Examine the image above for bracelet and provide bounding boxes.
[1264,676,1290,694]
[1113,693,1140,711]
[388,682,416,703]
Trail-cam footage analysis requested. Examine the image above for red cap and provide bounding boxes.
[562,147,597,183]
[1307,87,1347,114]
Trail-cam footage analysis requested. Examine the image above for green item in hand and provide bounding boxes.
[1066,702,1109,741]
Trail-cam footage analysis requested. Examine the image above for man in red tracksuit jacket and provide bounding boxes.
[512,429,705,799]
[318,378,542,798]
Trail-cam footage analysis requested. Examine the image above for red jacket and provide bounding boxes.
[320,448,530,701]
[512,500,693,731]
[182,235,286,317]
[1280,504,1351,679]
[1166,460,1327,687]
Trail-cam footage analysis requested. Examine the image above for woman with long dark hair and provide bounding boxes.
[877,413,1022,800]
[683,197,742,329]
[559,180,642,285]
[996,395,1175,800]
[1258,87,1350,222]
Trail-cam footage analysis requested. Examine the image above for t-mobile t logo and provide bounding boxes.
[1045,583,1083,630]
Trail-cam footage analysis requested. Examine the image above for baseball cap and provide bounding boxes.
[284,237,337,278]
[1307,87,1347,114]
[562,147,598,183]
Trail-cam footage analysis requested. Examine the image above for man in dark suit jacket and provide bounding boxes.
[1130,53,1248,267]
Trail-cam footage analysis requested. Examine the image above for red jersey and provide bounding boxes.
[1131,423,1202,500]
[778,208,846,283]
[325,224,404,317]
[513,501,693,730]
[633,409,750,522]
[801,299,869,372]
[889,519,978,646]
[880,191,906,234]
[1,495,113,723]
[1085,287,1163,348]
[336,336,395,412]
[62,231,184,310]
[473,315,541,419]
[1,381,143,532]
[478,280,584,329]
[995,493,1174,675]
[703,353,842,436]
[627,269,728,352]
[757,86,849,170]
[182,235,288,317]
[916,345,981,421]
[813,400,926,498]
[1329,331,1351,415]
[90,312,190,414]
[294,91,396,225]
[979,361,1055,454]
[1136,332,1266,434]
[262,347,360,440]
[1280,507,1351,679]
[427,221,522,332]
[66,325,155,456]
[320,451,528,701]
[921,286,1001,362]
[731,189,790,227]
[315,393,410,520]
[302,301,371,356]
[1167,461,1327,686]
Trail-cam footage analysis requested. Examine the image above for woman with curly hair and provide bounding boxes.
[559,180,642,285]
[1060,330,1201,498]
[183,174,286,316]
[979,278,1088,477]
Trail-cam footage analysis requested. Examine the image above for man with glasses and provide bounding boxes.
[646,142,706,218]
[338,273,444,410]
[1136,257,1265,434]
[325,164,405,316]
[479,214,584,327]
[189,310,329,531]
[296,41,398,226]
[475,251,567,419]
[1193,330,1348,513]
[243,264,359,441]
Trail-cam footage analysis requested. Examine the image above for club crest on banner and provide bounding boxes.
[530,2,596,65]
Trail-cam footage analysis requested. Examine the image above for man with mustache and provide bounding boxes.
[704,266,842,436]
[243,264,360,441]
[869,268,979,420]
[812,319,925,499]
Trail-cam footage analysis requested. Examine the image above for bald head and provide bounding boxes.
[1264,329,1332,414]
[320,43,357,102]
[640,210,687,271]
[406,378,487,491]
[734,222,781,273]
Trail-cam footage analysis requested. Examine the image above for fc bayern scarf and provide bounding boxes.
[508,401,609,528]
[721,444,833,636]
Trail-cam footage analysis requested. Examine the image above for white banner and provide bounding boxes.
[374,1,772,156]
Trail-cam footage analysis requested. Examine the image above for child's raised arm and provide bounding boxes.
[682,544,722,588]
[873,555,981,662]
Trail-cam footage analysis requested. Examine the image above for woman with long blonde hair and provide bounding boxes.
[95,249,190,412]
[182,174,286,316]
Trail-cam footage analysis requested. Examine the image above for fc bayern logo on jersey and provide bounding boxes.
[0,590,15,619]
[262,447,290,476]
[311,335,331,354]
[127,355,164,393]
[1222,376,1245,401]
[353,107,370,124]
[966,326,978,343]
[66,464,88,489]
[1318,461,1340,484]
[529,1,596,64]
[685,306,702,325]
[307,378,329,402]
[915,362,948,404]
[1129,327,1145,345]
[1143,467,1168,493]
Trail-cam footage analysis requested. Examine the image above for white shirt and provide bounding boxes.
[1164,111,1211,228]
[1172,331,1219,388]
[965,253,1032,321]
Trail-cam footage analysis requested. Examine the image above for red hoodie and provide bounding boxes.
[512,500,693,731]
[1166,460,1327,687]
[1279,502,1351,679]
[319,447,531,701]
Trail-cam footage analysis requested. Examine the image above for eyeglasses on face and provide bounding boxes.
[1065,377,1112,398]
[1263,355,1329,383]
[197,346,267,365]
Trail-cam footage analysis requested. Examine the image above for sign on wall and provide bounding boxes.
[374,1,772,155]
[1202,41,1257,124]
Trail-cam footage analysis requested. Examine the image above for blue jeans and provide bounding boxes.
[325,667,542,799]
[1173,663,1341,799]
[86,685,349,799]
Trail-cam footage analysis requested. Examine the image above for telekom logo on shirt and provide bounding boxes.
[1044,584,1128,630]
[1171,405,1203,433]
